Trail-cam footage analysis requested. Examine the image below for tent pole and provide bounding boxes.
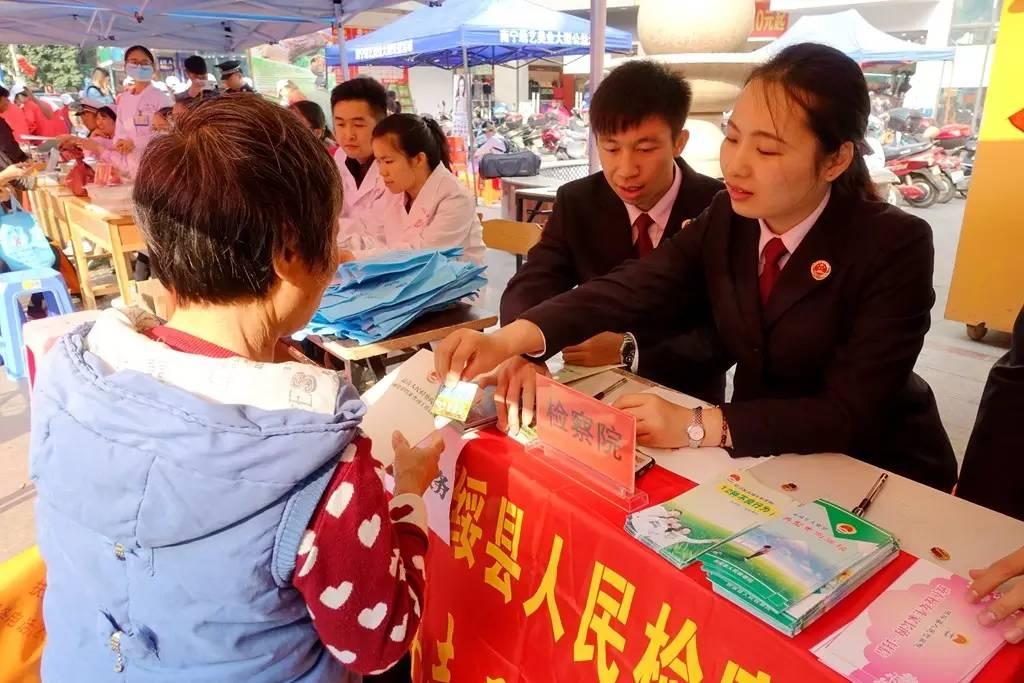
[335,0,349,76]
[588,0,607,174]
[970,0,998,133]
[463,41,479,203]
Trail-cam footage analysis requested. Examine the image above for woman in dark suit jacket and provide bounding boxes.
[435,43,957,492]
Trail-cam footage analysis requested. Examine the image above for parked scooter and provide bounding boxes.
[555,126,589,160]
[884,140,946,209]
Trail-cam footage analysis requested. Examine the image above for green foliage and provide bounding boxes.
[1,44,98,91]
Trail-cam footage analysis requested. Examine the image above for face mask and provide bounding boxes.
[126,64,154,82]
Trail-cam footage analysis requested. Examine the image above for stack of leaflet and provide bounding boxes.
[813,559,1011,683]
[625,471,796,569]
[305,248,487,344]
[700,499,900,637]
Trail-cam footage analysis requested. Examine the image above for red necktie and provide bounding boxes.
[759,237,789,305]
[633,213,655,258]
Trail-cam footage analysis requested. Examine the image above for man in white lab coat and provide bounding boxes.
[330,77,403,249]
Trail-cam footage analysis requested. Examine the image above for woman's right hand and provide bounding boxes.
[434,319,546,386]
[391,431,444,497]
[75,138,103,154]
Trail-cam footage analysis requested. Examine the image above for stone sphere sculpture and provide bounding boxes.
[638,0,756,55]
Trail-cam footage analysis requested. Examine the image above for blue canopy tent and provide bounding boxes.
[325,0,633,69]
[751,10,955,63]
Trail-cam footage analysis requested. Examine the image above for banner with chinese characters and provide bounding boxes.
[751,2,789,39]
[411,431,1024,683]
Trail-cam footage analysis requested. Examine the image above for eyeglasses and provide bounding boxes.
[126,58,152,66]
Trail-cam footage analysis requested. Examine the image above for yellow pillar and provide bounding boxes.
[945,0,1024,339]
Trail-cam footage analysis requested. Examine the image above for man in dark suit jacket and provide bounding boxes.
[956,304,1024,520]
[495,61,727,433]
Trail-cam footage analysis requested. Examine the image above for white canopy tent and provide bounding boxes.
[0,1,421,52]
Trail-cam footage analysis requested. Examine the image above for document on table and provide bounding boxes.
[636,386,770,484]
[813,559,1011,682]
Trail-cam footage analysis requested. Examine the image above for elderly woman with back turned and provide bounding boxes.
[30,94,441,682]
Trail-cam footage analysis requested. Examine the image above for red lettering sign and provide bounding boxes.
[751,1,790,39]
[535,375,637,494]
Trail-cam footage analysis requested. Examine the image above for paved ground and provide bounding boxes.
[0,197,1009,563]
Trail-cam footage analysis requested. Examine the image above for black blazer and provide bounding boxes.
[501,158,728,402]
[956,304,1024,519]
[520,190,958,491]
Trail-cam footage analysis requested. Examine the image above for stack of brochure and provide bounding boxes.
[700,499,900,637]
[813,559,1011,683]
[624,471,796,569]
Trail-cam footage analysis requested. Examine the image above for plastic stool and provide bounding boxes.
[0,268,75,380]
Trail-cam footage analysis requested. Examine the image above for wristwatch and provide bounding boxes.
[687,406,706,449]
[619,333,637,370]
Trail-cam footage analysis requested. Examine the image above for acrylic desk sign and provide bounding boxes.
[534,375,646,510]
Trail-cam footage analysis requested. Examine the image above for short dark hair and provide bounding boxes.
[125,45,156,65]
[92,67,109,78]
[0,86,8,99]
[183,55,208,76]
[330,77,388,120]
[749,43,877,202]
[134,95,343,305]
[97,106,116,121]
[590,60,692,138]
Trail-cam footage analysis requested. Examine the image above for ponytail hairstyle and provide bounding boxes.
[748,43,878,202]
[290,100,334,142]
[372,113,451,172]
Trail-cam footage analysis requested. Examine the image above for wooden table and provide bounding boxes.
[60,195,146,309]
[30,184,74,247]
[307,302,497,384]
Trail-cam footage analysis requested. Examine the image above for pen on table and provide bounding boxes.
[852,472,888,518]
[593,378,628,402]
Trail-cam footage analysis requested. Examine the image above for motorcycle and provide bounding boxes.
[884,140,946,209]
[555,126,589,160]
[933,124,974,198]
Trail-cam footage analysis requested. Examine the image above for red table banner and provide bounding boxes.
[413,431,1024,683]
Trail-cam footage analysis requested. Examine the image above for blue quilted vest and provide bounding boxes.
[30,326,365,682]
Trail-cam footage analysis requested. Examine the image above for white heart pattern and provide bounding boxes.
[297,545,318,578]
[327,645,356,664]
[358,602,388,630]
[390,613,409,642]
[298,530,316,556]
[389,548,400,577]
[326,482,355,518]
[320,581,353,610]
[341,443,358,462]
[408,584,421,617]
[358,514,381,548]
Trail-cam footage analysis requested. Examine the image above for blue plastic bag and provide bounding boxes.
[0,196,55,271]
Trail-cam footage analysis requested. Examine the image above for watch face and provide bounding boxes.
[687,424,706,441]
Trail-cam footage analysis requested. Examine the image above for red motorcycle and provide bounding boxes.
[884,141,945,209]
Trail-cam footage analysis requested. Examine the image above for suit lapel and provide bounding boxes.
[663,159,702,241]
[762,197,848,328]
[731,216,766,349]
[596,173,636,263]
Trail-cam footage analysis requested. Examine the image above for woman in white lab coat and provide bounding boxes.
[109,45,172,174]
[365,114,485,264]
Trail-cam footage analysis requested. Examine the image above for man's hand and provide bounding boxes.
[114,138,135,154]
[969,546,1024,643]
[563,331,624,367]
[484,357,550,436]
[613,394,690,449]
[391,431,444,497]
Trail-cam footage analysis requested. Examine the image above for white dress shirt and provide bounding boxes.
[623,163,682,249]
[757,189,831,273]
